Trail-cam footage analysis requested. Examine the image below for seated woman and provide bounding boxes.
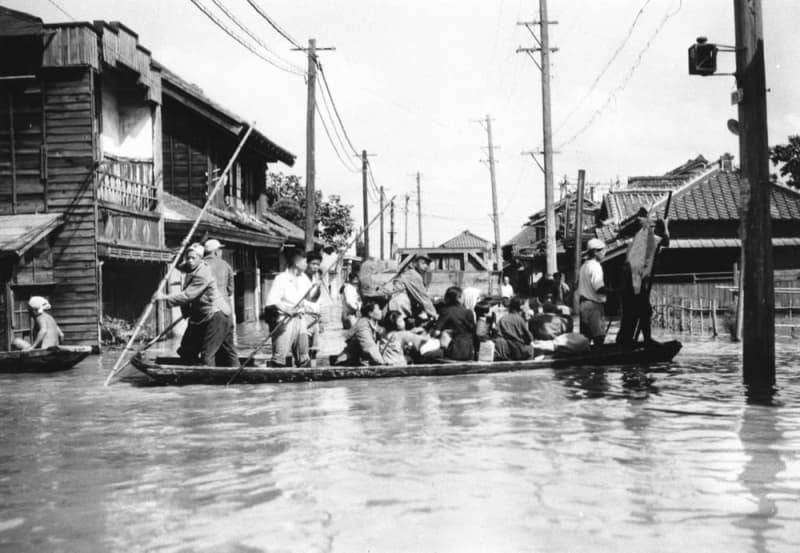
[342,301,385,366]
[529,302,570,340]
[381,311,431,366]
[494,296,535,361]
[433,286,476,361]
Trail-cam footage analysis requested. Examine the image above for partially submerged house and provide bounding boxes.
[0,7,295,348]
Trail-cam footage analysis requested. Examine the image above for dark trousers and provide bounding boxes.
[617,291,654,344]
[178,311,239,367]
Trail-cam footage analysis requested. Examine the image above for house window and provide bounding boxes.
[535,226,545,241]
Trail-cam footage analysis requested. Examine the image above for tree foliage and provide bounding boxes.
[770,135,800,189]
[266,172,355,251]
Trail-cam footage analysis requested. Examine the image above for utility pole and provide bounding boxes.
[389,199,395,258]
[404,194,409,248]
[361,150,369,258]
[572,170,585,316]
[293,38,335,253]
[518,0,558,275]
[416,172,422,248]
[481,114,503,273]
[379,186,385,260]
[734,0,774,390]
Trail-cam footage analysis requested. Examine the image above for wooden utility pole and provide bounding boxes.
[293,38,335,252]
[361,150,369,258]
[389,199,395,258]
[482,115,503,272]
[518,1,558,275]
[404,194,409,248]
[379,186,385,260]
[572,169,585,316]
[416,171,422,247]
[734,0,774,387]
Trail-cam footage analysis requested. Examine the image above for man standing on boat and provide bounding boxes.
[616,207,670,345]
[264,250,319,367]
[203,239,234,314]
[304,250,324,357]
[383,254,437,327]
[577,238,610,346]
[154,243,239,367]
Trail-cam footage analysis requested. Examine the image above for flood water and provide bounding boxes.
[1,333,799,552]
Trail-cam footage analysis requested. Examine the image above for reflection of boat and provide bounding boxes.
[0,346,93,373]
[130,340,682,386]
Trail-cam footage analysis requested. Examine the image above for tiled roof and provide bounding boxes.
[262,210,305,242]
[650,171,800,221]
[625,176,685,189]
[602,189,668,223]
[504,225,539,250]
[527,193,598,224]
[161,192,233,227]
[664,155,709,178]
[440,230,491,249]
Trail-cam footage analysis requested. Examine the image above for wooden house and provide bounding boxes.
[0,8,170,348]
[159,68,296,324]
[0,7,296,348]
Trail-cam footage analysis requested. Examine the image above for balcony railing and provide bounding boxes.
[98,155,157,212]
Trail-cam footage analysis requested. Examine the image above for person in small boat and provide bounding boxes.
[203,239,234,314]
[14,296,64,350]
[264,249,319,367]
[382,254,437,327]
[381,310,431,365]
[529,302,570,341]
[343,301,385,365]
[433,286,476,361]
[340,273,361,330]
[304,250,324,354]
[494,296,535,361]
[154,243,238,367]
[577,238,610,346]
[616,207,670,345]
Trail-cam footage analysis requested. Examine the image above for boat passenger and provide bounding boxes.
[154,243,238,367]
[304,250,325,354]
[341,273,362,330]
[343,301,385,366]
[494,296,535,361]
[460,286,482,313]
[616,207,670,345]
[577,238,610,346]
[381,311,429,365]
[382,254,438,327]
[433,286,476,361]
[16,296,64,350]
[530,302,570,340]
[203,239,234,313]
[264,249,319,367]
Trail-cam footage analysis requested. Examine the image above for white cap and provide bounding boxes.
[28,296,51,311]
[187,243,205,256]
[204,239,223,253]
[587,238,606,251]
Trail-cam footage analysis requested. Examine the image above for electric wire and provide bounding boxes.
[314,101,360,174]
[187,0,305,77]
[208,0,306,75]
[46,0,75,20]
[317,64,360,157]
[554,0,653,136]
[243,0,302,50]
[316,77,360,172]
[556,0,683,150]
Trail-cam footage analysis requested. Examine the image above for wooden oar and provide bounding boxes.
[108,315,186,376]
[226,196,396,385]
[104,124,256,386]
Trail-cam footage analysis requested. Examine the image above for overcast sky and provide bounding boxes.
[11,0,800,249]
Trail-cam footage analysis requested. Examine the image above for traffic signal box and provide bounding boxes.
[688,37,718,76]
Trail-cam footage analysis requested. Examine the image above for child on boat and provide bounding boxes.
[13,296,64,350]
[380,311,431,365]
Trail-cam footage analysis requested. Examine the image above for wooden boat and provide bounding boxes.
[129,340,682,386]
[0,345,93,374]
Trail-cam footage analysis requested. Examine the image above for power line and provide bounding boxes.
[314,100,360,174]
[46,0,74,20]
[243,0,302,50]
[556,0,683,150]
[208,0,305,75]
[554,0,653,136]
[317,64,360,157]
[187,0,305,77]
[316,77,359,171]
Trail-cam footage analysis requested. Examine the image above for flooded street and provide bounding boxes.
[2,335,800,552]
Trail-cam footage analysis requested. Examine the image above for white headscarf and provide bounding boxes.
[28,296,51,314]
[460,287,482,312]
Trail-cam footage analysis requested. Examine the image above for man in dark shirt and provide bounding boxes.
[154,243,238,367]
[494,297,535,361]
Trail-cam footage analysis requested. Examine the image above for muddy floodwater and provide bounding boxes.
[1,334,799,553]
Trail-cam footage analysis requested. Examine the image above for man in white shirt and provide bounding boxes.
[577,238,610,345]
[500,275,514,300]
[264,250,320,366]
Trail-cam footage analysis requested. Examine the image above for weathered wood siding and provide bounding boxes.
[43,68,100,346]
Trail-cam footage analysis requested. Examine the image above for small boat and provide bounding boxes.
[0,345,93,374]
[129,340,682,386]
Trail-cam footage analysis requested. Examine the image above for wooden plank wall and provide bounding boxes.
[43,68,100,346]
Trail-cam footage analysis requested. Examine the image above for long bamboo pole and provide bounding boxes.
[228,195,397,384]
[104,125,256,386]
